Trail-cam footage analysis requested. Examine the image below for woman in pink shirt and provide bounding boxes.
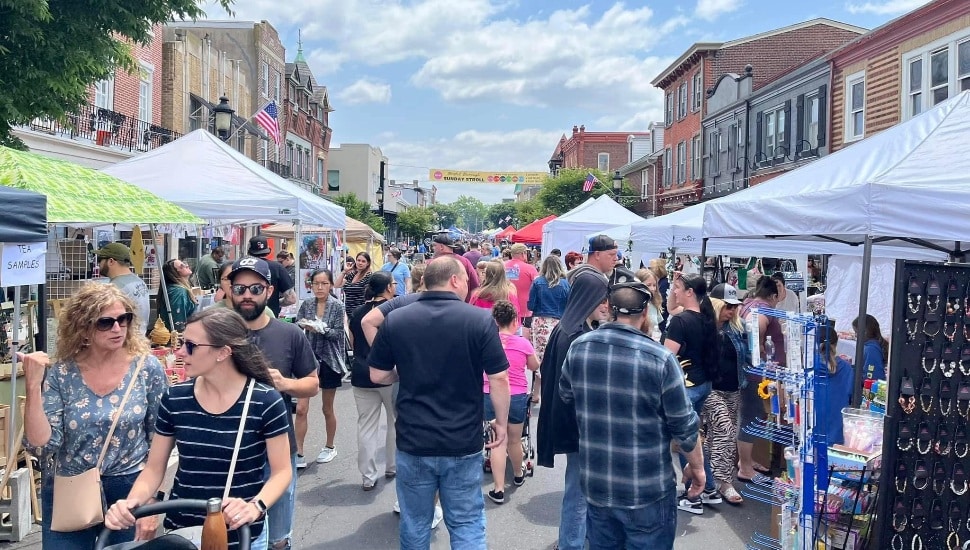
[471,261,520,316]
[484,300,538,505]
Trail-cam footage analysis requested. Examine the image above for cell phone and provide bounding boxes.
[483,421,496,445]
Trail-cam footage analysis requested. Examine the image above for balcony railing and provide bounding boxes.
[27,102,181,153]
[264,160,291,178]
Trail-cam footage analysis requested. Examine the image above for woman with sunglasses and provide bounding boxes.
[296,268,346,466]
[157,258,198,332]
[20,283,167,550]
[105,308,292,550]
[335,252,373,318]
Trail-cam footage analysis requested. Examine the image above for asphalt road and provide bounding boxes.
[1,384,772,549]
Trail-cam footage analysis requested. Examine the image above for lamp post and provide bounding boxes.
[375,187,384,217]
[612,170,624,197]
[212,96,235,141]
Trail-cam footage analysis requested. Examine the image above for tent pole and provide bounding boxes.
[152,225,175,335]
[294,220,303,301]
[9,286,20,466]
[38,284,47,352]
[700,238,708,275]
[851,235,873,407]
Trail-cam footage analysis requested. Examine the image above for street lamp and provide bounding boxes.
[375,187,384,217]
[612,170,623,196]
[212,96,235,141]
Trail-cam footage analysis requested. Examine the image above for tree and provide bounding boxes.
[487,202,518,228]
[429,203,457,229]
[536,168,636,215]
[396,206,436,239]
[332,193,385,234]
[449,195,488,233]
[515,198,551,226]
[0,0,233,149]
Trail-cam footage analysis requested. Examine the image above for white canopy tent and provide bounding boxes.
[103,129,345,228]
[541,195,643,257]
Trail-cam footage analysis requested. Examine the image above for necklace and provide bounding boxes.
[925,322,942,337]
[909,294,922,314]
[921,393,935,414]
[918,434,933,454]
[945,322,958,341]
[893,534,904,550]
[924,357,938,373]
[928,295,941,313]
[908,319,922,341]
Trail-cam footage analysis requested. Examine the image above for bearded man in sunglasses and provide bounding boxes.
[228,257,319,550]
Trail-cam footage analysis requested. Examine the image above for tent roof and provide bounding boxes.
[544,195,642,232]
[0,147,201,225]
[495,226,517,239]
[511,215,555,244]
[703,91,970,255]
[261,217,385,244]
[0,185,46,242]
[102,130,345,228]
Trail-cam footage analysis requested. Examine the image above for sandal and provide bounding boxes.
[720,484,743,505]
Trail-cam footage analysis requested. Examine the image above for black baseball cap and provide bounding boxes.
[588,235,618,253]
[432,233,457,249]
[248,235,271,256]
[228,256,272,284]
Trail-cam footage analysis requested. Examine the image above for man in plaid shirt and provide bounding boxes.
[559,281,704,549]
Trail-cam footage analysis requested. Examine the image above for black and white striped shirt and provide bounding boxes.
[156,379,289,547]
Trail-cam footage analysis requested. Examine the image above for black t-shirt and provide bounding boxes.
[713,329,741,392]
[664,310,716,386]
[369,291,509,456]
[249,319,318,452]
[266,260,294,316]
[349,301,388,389]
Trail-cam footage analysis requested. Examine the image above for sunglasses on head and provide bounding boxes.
[231,283,267,296]
[94,312,134,331]
[180,339,221,355]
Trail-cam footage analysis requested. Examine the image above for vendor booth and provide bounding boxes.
[541,195,642,258]
[511,215,555,245]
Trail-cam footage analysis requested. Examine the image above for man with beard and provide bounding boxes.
[228,257,319,550]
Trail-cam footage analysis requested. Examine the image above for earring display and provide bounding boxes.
[877,261,970,549]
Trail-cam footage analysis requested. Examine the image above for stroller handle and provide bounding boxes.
[94,499,251,550]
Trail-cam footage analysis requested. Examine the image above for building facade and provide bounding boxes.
[327,144,399,237]
[283,46,333,195]
[617,122,664,217]
[828,0,970,152]
[651,18,865,213]
[13,23,180,168]
[547,125,649,177]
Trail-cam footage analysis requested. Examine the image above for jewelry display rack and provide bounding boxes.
[741,307,830,550]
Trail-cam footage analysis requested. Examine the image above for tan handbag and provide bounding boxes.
[50,355,147,532]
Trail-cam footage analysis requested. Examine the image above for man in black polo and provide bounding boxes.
[369,257,510,549]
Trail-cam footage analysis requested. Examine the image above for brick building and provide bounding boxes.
[828,0,970,152]
[13,23,180,168]
[284,43,333,195]
[548,125,648,178]
[617,122,664,217]
[650,18,865,213]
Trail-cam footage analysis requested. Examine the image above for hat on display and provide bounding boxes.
[432,233,458,249]
[588,235,618,253]
[710,283,742,305]
[229,256,272,284]
[96,242,132,263]
[248,235,271,256]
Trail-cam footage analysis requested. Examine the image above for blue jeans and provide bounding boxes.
[264,452,297,549]
[559,452,587,550]
[586,493,677,550]
[41,470,139,550]
[679,381,716,492]
[396,450,486,550]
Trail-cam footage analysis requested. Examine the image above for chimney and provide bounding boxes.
[572,125,579,135]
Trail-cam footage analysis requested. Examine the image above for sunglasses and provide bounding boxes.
[94,312,134,331]
[180,339,221,355]
[231,283,267,296]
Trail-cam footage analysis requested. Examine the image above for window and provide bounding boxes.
[729,123,742,170]
[597,152,609,172]
[317,158,324,186]
[908,58,923,116]
[930,48,949,105]
[763,105,786,156]
[693,72,703,111]
[294,146,303,179]
[691,135,701,180]
[708,131,721,175]
[678,83,688,120]
[662,148,671,188]
[844,71,865,141]
[94,77,114,110]
[665,93,673,126]
[261,140,268,163]
[902,35,970,119]
[327,169,340,191]
[960,40,970,91]
[304,150,311,180]
[805,95,820,149]
[261,62,269,96]
[138,65,153,123]
[274,71,281,102]
[286,142,294,171]
[676,141,686,184]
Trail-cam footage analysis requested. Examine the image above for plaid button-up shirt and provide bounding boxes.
[559,322,699,509]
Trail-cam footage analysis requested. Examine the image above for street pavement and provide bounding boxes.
[1,384,771,549]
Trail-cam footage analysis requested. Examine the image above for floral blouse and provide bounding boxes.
[25,355,168,477]
[297,295,347,375]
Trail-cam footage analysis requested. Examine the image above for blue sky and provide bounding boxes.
[207,0,929,204]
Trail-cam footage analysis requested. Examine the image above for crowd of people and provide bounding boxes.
[18,232,890,550]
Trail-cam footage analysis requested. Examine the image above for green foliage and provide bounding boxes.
[0,0,234,149]
[396,206,436,239]
[534,168,637,215]
[487,202,518,228]
[428,203,457,229]
[515,198,551,225]
[449,195,488,232]
[332,193,385,234]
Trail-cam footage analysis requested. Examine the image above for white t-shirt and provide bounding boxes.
[110,273,150,335]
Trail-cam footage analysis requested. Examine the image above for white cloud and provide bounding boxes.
[845,0,931,15]
[335,78,392,105]
[695,0,744,21]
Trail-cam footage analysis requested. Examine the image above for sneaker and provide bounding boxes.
[316,446,337,464]
[700,489,723,504]
[431,505,443,529]
[295,454,307,470]
[678,496,703,515]
[362,480,376,491]
[487,489,505,504]
[393,500,400,514]
[513,475,525,487]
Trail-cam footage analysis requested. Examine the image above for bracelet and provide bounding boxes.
[893,533,905,550]
[943,361,957,378]
[948,532,959,550]
[912,532,924,550]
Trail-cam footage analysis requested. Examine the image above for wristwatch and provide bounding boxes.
[252,498,268,517]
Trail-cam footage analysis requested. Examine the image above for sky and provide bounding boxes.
[204,0,930,204]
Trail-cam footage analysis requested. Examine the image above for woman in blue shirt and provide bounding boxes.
[528,255,570,404]
[819,326,854,446]
[852,314,888,382]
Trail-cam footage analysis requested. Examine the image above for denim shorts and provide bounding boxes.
[483,393,529,424]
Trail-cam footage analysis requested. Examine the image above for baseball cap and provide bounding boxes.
[510,243,528,255]
[96,242,132,263]
[432,233,457,249]
[588,235,618,253]
[228,256,272,284]
[247,235,271,256]
[609,281,653,315]
[710,283,742,305]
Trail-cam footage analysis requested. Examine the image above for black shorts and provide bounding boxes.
[319,364,344,389]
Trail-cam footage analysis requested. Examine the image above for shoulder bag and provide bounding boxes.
[51,355,147,532]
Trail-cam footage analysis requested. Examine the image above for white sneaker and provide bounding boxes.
[295,454,307,469]
[316,446,337,463]
[393,500,400,514]
[431,505,443,529]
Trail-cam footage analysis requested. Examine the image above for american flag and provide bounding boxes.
[253,101,280,145]
[583,172,600,192]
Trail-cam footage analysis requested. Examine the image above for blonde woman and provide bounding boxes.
[648,258,671,329]
[470,260,519,315]
[635,268,664,338]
